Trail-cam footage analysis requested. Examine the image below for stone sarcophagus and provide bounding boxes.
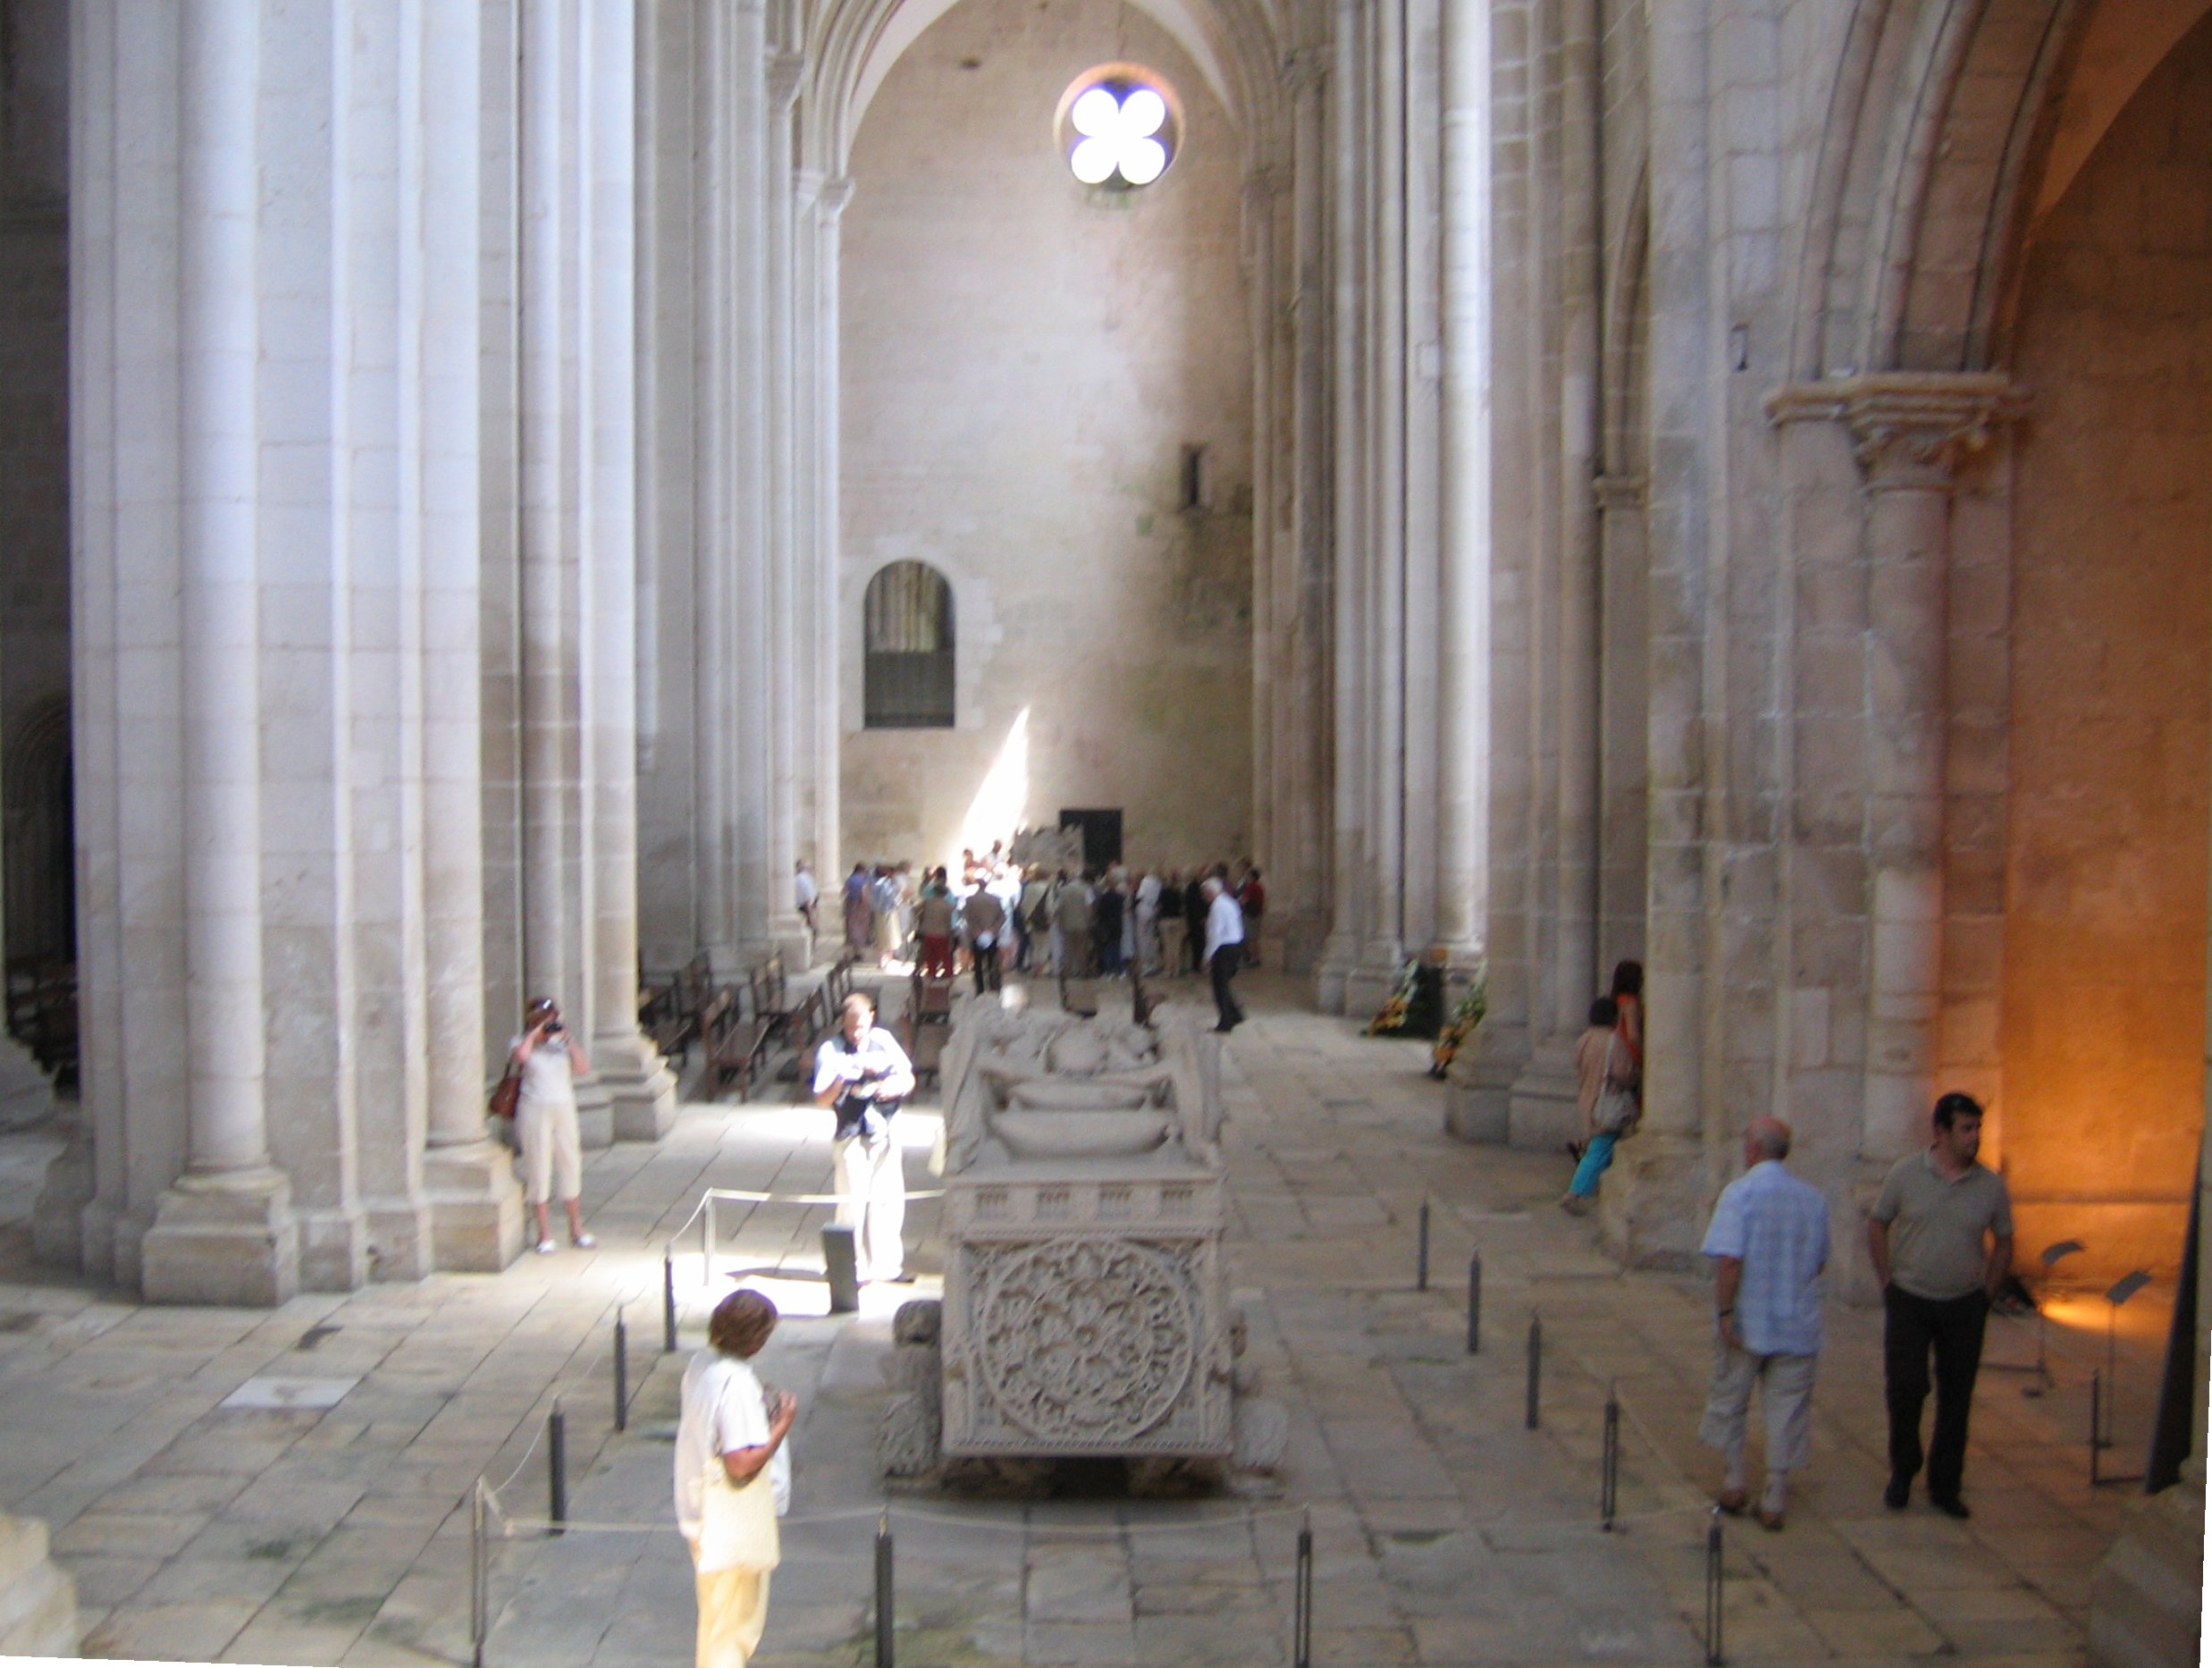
[935,997,1233,1460]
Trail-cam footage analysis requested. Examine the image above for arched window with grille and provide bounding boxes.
[863,561,955,729]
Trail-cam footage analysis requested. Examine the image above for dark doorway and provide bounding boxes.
[1058,808,1123,872]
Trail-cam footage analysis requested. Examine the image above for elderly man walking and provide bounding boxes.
[1868,1091,2014,1519]
[1699,1116,1829,1530]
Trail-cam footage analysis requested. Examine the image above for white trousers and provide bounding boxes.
[833,1127,906,1281]
[517,1096,583,1204]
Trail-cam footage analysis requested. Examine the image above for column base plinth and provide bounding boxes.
[296,1206,371,1291]
[1275,909,1329,977]
[0,1509,78,1657]
[1506,1041,1581,1151]
[29,1108,93,1269]
[769,912,812,971]
[574,1079,614,1150]
[425,1141,526,1271]
[1444,1020,1526,1143]
[361,1198,435,1282]
[140,1168,299,1307]
[1596,1133,1706,1269]
[2088,1473,2204,1668]
[593,1031,679,1142]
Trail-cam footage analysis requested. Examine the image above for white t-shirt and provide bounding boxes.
[675,1351,792,1546]
[1204,890,1247,962]
[795,868,819,911]
[509,1033,576,1107]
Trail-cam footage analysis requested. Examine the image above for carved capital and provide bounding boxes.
[766,50,807,113]
[1765,373,2027,492]
[814,174,855,223]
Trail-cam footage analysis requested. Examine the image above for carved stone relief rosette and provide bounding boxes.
[972,1238,1197,1443]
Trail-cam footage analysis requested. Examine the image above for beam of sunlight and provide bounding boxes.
[958,705,1030,871]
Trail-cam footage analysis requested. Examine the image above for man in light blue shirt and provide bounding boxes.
[1698,1116,1829,1529]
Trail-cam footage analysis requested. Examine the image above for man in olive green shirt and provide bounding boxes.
[1866,1091,2014,1519]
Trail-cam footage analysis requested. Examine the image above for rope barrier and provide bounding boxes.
[691,1184,947,1207]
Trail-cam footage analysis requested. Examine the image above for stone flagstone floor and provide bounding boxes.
[0,970,2175,1666]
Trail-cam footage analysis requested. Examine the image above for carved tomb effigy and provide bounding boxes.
[933,995,1233,1461]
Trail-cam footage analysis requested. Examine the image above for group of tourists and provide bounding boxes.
[807,848,1266,1001]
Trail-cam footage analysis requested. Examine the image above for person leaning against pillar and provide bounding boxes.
[676,1290,795,1668]
[1866,1091,2014,1519]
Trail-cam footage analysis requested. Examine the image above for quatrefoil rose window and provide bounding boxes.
[1058,67,1181,189]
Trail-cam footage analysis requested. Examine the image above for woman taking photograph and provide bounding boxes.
[509,996,595,1254]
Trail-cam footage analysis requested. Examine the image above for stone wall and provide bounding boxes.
[1998,13,2212,1282]
[837,0,1254,873]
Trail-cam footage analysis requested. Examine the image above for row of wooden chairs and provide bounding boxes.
[639,949,861,1101]
[4,956,77,1092]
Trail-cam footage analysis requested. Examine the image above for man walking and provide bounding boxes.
[1699,1117,1829,1529]
[1202,874,1246,1032]
[1868,1091,2014,1518]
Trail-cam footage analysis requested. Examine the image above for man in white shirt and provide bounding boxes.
[811,992,916,1282]
[793,860,819,944]
[1133,869,1163,973]
[676,1290,796,1668]
[1202,874,1247,1032]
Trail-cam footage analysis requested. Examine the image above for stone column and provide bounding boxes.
[1838,375,2023,1167]
[516,0,604,1142]
[761,49,811,965]
[1278,47,1330,973]
[424,0,524,1269]
[581,0,677,1142]
[1316,0,1415,1018]
[1493,0,1603,1153]
[139,0,297,1307]
[1433,0,1489,966]
[808,175,854,893]
[1594,472,1649,952]
[1550,0,1603,1034]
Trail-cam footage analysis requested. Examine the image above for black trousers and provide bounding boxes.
[1209,943,1244,1030]
[1882,1284,1989,1500]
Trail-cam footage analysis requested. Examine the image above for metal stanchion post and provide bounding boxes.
[1416,1200,1431,1292]
[1466,1251,1482,1353]
[1293,1506,1314,1668]
[470,1478,487,1668]
[1525,1313,1543,1430]
[2090,1369,2103,1487]
[613,1308,629,1433]
[823,1224,862,1314]
[703,1195,717,1289]
[1601,1382,1619,1530]
[874,1512,895,1668]
[1703,1507,1724,1665]
[548,1401,567,1537]
[663,1251,678,1352]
